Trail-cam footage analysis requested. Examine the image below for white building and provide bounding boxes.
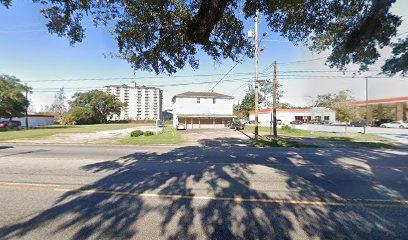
[103,82,162,120]
[172,92,235,128]
[249,107,336,126]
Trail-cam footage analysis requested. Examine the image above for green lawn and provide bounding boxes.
[245,125,393,146]
[0,123,153,141]
[119,127,182,145]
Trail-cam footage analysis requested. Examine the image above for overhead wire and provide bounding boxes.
[22,71,271,83]
[31,76,272,92]
[208,61,244,92]
[21,69,386,84]
[28,73,406,94]
[261,56,329,73]
[22,54,403,95]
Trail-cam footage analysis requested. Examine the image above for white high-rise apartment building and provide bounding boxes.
[102,82,162,120]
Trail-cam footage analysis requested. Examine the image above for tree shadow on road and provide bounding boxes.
[0,138,407,239]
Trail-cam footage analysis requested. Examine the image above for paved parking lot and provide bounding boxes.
[295,124,408,144]
[178,128,251,146]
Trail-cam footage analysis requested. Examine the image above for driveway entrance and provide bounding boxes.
[179,128,251,146]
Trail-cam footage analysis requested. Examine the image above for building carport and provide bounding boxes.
[352,97,408,122]
[176,114,235,129]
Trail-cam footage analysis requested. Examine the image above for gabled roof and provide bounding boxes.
[172,91,234,102]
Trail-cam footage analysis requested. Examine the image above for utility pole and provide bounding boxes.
[364,77,369,134]
[273,61,277,140]
[254,10,260,139]
[269,110,272,137]
[25,85,29,128]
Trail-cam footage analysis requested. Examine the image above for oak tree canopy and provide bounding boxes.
[1,0,406,75]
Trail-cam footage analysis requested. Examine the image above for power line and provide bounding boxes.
[208,61,243,92]
[27,73,406,94]
[22,71,269,83]
[261,56,329,73]
[31,76,271,92]
[227,81,249,95]
[25,72,403,91]
[29,74,406,93]
[279,56,329,65]
[21,67,386,84]
[277,75,406,79]
[265,69,382,74]
[22,69,384,84]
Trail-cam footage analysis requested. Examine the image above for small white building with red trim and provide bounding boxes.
[248,108,336,126]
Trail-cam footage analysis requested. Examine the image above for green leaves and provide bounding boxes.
[115,0,198,74]
[315,90,355,108]
[66,90,125,124]
[0,75,30,121]
[382,37,408,76]
[331,102,363,123]
[315,90,362,122]
[1,0,407,75]
[0,0,11,8]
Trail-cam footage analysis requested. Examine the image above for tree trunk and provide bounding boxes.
[186,0,232,44]
[345,122,348,135]
[8,117,12,129]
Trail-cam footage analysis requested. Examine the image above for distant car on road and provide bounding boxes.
[230,121,245,130]
[374,119,393,127]
[350,121,368,127]
[0,120,21,128]
[247,120,256,125]
[269,119,282,125]
[157,120,166,128]
[290,120,303,125]
[0,123,7,128]
[240,119,249,124]
[176,123,186,130]
[380,121,408,129]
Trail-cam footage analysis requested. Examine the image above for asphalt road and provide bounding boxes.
[0,141,408,239]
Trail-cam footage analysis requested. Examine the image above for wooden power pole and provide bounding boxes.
[25,85,29,128]
[254,10,260,139]
[273,61,277,140]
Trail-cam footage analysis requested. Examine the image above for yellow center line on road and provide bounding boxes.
[0,181,407,208]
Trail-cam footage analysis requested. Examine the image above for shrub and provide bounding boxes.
[130,130,144,137]
[143,131,155,136]
[281,125,292,131]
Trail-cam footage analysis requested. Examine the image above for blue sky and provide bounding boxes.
[1,0,408,111]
